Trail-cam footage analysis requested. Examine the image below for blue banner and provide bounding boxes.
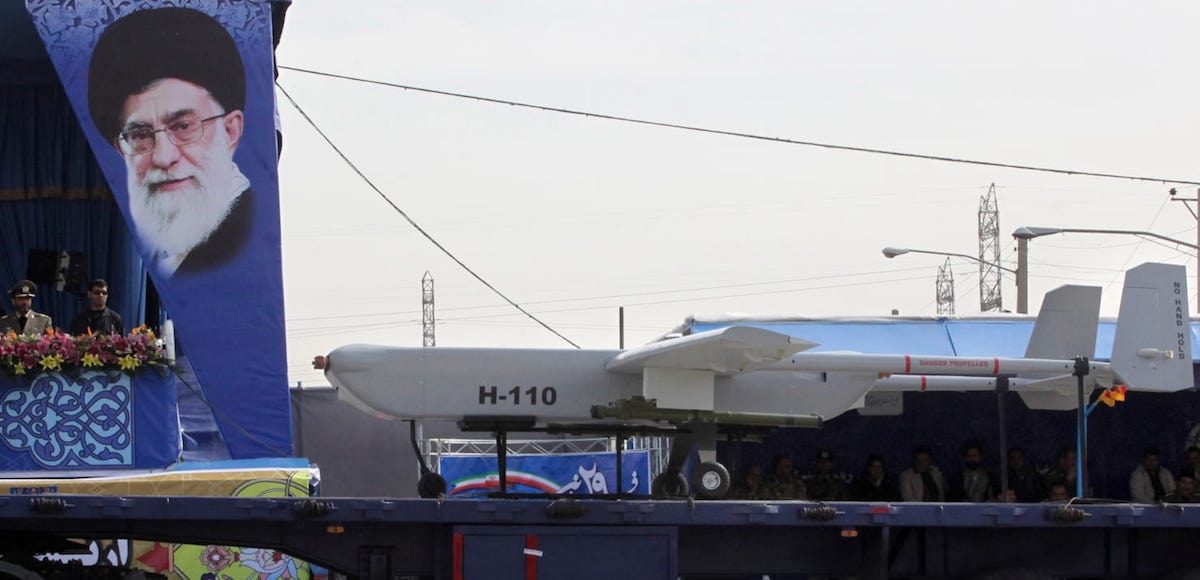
[0,370,180,472]
[27,1,291,458]
[439,451,651,497]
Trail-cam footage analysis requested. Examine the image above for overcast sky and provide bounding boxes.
[274,1,1200,385]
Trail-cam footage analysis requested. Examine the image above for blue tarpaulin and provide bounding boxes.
[687,316,1200,360]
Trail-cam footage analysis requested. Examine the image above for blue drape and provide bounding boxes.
[0,198,145,330]
[0,83,144,328]
[0,85,112,200]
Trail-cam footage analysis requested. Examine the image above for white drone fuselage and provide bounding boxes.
[325,263,1193,429]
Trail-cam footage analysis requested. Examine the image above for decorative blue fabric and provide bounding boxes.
[173,354,231,461]
[0,370,180,471]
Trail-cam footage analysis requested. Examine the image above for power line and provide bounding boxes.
[276,82,580,348]
[279,65,1200,187]
[284,273,934,338]
[1101,195,1173,294]
[284,186,985,239]
[911,242,1014,315]
[1027,261,1132,274]
[285,265,937,324]
[292,271,936,336]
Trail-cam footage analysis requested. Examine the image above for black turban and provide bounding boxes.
[88,7,245,142]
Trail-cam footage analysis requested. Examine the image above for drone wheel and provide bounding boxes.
[694,461,731,499]
[417,472,447,498]
[652,470,689,497]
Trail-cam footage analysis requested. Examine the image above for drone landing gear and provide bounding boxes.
[455,416,683,499]
[655,426,733,499]
[651,470,689,497]
[423,415,738,500]
[409,420,446,498]
[694,461,731,499]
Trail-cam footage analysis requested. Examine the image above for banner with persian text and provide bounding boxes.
[439,451,651,497]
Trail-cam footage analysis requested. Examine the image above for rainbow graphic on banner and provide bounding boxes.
[440,451,651,498]
[450,470,561,495]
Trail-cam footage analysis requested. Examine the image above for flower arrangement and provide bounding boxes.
[0,326,168,377]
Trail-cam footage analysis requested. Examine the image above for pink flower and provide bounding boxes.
[199,545,232,572]
[110,335,130,354]
[0,330,166,377]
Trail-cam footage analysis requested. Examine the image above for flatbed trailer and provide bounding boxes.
[4,495,1200,579]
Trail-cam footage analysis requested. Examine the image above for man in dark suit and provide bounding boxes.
[69,279,125,336]
[87,7,253,278]
[0,280,53,336]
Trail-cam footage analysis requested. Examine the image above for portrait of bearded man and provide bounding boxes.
[88,7,254,278]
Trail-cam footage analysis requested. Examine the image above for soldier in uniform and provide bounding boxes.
[729,464,769,500]
[0,280,53,336]
[765,454,807,500]
[805,449,850,501]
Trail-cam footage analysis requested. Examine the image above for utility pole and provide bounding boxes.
[936,257,955,315]
[978,183,1003,312]
[619,306,625,349]
[1169,187,1200,311]
[421,271,436,347]
[1015,235,1028,315]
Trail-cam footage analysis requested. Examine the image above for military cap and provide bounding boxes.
[10,280,36,298]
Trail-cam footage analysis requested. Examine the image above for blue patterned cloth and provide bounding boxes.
[0,370,180,471]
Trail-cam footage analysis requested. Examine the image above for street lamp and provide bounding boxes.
[1012,226,1199,249]
[1012,226,1199,310]
[882,247,1025,314]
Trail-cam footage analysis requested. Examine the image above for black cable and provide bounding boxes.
[437,273,933,321]
[276,82,581,348]
[279,66,1200,187]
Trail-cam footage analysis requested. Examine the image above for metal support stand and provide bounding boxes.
[996,376,1010,500]
[614,432,625,497]
[496,428,509,495]
[457,417,672,499]
[1073,357,1090,498]
[410,420,432,476]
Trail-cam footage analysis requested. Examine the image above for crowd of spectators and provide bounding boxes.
[728,443,1200,503]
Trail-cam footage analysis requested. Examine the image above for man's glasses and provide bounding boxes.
[117,112,229,156]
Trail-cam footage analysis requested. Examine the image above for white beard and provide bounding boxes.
[128,163,249,276]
